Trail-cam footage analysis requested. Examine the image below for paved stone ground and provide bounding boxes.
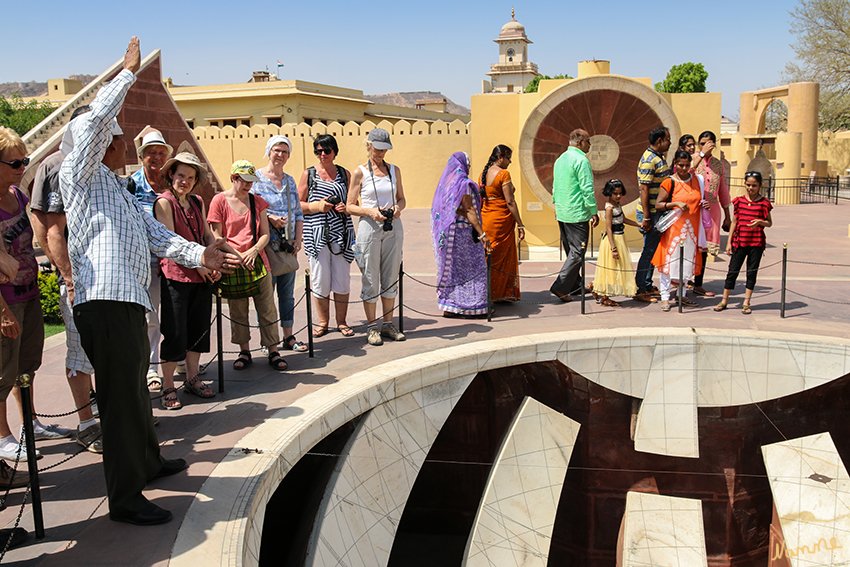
[0,203,848,566]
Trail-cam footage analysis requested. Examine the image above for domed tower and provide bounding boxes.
[484,9,540,93]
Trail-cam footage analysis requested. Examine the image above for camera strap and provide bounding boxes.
[367,160,396,211]
[284,175,292,241]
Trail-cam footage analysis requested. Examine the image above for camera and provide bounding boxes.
[276,239,296,254]
[379,209,394,232]
[326,195,341,206]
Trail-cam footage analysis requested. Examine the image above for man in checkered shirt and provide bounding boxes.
[59,37,238,526]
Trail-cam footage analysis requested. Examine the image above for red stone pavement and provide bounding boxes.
[1,203,848,566]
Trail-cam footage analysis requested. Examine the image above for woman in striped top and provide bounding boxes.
[298,134,355,337]
[714,171,773,314]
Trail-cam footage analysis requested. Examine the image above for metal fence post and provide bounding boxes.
[486,254,492,322]
[17,374,44,539]
[580,241,586,315]
[678,242,685,314]
[398,261,404,334]
[305,270,314,358]
[216,289,224,394]
[781,243,788,318]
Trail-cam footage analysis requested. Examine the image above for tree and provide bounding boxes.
[784,0,850,129]
[0,93,55,136]
[654,63,708,93]
[524,74,573,93]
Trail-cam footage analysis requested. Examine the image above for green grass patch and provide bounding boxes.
[44,322,65,338]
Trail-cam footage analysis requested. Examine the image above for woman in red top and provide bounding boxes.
[714,171,773,314]
[153,153,218,408]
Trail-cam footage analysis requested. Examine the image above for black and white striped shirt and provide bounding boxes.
[303,166,354,262]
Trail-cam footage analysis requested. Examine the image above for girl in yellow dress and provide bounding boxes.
[593,179,639,306]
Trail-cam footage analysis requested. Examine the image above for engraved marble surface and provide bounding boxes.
[621,492,708,567]
[169,329,850,567]
[634,342,699,458]
[762,432,850,566]
[463,397,580,567]
[305,374,475,567]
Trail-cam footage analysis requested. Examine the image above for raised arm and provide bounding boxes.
[62,38,139,190]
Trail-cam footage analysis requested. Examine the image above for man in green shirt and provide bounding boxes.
[550,129,599,301]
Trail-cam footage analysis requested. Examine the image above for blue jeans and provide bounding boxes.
[635,210,662,293]
[273,272,296,328]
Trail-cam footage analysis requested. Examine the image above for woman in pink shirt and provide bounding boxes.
[208,161,287,371]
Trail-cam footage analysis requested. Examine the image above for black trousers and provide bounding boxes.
[550,221,588,296]
[74,301,164,516]
[724,246,764,291]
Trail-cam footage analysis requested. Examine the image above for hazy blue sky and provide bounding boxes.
[2,0,801,119]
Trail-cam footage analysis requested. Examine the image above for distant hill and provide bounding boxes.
[0,74,97,98]
[365,92,470,116]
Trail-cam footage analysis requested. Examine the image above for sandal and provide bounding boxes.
[742,304,752,315]
[268,351,288,371]
[693,287,716,297]
[681,297,699,307]
[160,387,182,410]
[337,325,355,337]
[713,302,728,312]
[147,376,162,392]
[283,335,308,352]
[313,325,329,338]
[233,350,252,371]
[600,298,621,307]
[184,376,215,398]
[661,301,671,312]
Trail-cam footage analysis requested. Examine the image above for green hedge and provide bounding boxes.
[38,271,62,324]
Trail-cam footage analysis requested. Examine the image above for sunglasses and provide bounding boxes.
[314,148,333,156]
[0,157,29,169]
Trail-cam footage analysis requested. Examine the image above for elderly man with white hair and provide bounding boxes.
[60,37,238,526]
[127,127,173,391]
[251,135,306,352]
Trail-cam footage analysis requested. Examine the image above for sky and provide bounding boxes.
[1,0,801,120]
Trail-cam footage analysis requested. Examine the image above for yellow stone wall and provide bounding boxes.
[192,120,470,209]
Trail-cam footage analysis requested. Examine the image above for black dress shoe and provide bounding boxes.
[109,503,173,526]
[150,458,187,481]
[0,527,28,549]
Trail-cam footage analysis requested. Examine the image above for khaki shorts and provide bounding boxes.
[1,297,44,399]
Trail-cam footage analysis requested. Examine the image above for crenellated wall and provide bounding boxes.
[191,119,471,209]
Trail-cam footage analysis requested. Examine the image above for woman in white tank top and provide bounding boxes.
[347,128,407,347]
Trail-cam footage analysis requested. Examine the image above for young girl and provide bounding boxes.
[592,179,639,306]
[714,171,773,314]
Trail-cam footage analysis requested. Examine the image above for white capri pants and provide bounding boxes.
[308,245,352,298]
[59,283,95,376]
[353,217,403,303]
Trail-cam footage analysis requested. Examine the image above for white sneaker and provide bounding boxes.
[25,423,73,441]
[175,363,186,375]
[0,442,41,462]
[367,327,383,346]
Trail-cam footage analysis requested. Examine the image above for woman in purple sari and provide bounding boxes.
[431,152,492,317]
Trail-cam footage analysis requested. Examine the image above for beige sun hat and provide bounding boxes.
[136,129,174,158]
[161,152,208,187]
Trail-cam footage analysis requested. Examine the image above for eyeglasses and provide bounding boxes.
[0,157,29,169]
[314,148,333,156]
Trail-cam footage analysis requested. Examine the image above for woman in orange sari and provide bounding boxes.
[652,150,709,312]
[480,145,524,302]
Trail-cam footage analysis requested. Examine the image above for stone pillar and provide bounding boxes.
[739,91,759,136]
[577,60,610,77]
[787,82,819,177]
[775,132,802,204]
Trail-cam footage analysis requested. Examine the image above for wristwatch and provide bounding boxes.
[699,152,705,158]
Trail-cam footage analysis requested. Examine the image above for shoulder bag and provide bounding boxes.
[266,177,299,276]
